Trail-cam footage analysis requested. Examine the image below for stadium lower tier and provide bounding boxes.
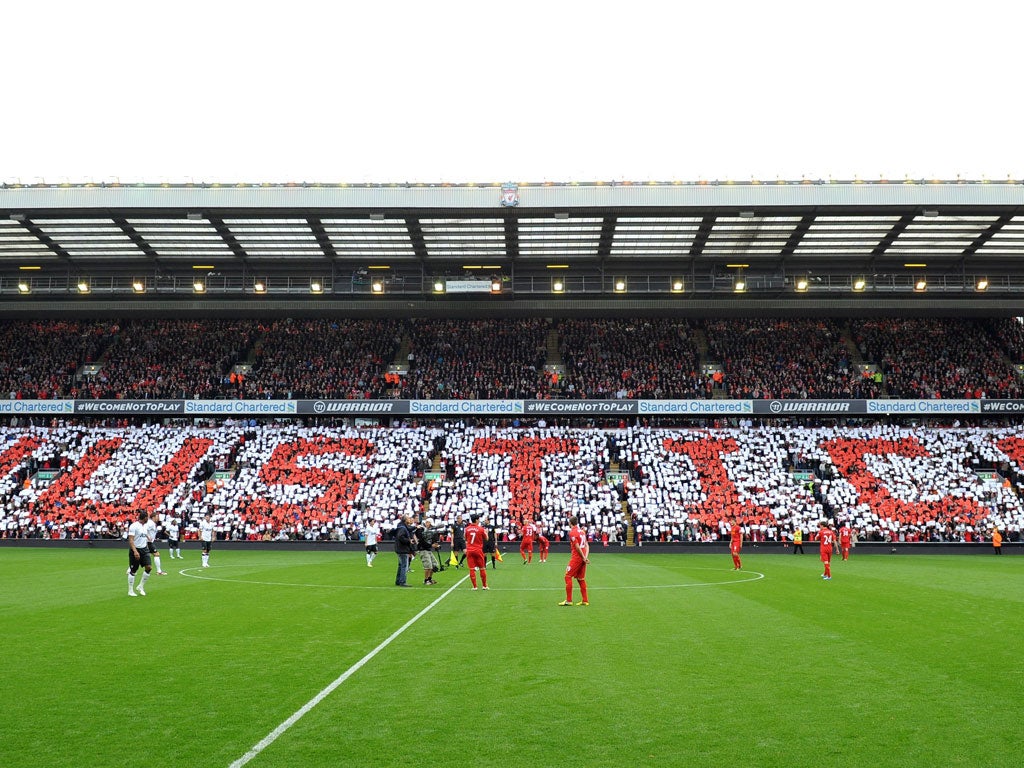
[1,424,1021,542]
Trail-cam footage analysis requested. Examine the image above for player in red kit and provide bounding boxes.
[537,525,550,563]
[520,518,537,564]
[838,522,853,561]
[464,514,489,590]
[559,515,590,606]
[729,520,743,570]
[818,522,836,580]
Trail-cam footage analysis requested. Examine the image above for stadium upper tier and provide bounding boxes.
[2,180,1023,310]
[1,423,1021,543]
[2,317,1024,401]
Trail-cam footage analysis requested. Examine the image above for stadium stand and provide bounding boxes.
[2,423,1022,545]
[557,318,704,399]
[85,319,258,400]
[4,316,1024,402]
[0,320,114,399]
[705,318,882,399]
[245,318,404,399]
[849,318,1024,399]
[402,318,550,399]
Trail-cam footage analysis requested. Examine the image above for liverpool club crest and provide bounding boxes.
[500,183,519,207]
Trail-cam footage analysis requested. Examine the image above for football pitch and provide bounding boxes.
[1,547,1020,768]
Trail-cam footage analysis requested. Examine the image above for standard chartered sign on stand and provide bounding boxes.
[865,400,980,415]
[0,400,75,414]
[185,401,296,415]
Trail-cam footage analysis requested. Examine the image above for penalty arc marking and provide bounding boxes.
[179,565,765,591]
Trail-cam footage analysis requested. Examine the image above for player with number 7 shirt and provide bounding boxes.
[464,514,489,591]
[560,515,590,606]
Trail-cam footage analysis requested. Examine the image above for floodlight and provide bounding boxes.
[193,280,206,293]
[914,279,927,292]
[733,278,746,293]
[253,281,267,294]
[310,280,323,294]
[976,278,989,292]
[17,281,30,294]
[433,280,445,294]
[132,280,146,294]
[551,278,565,294]
[490,279,502,293]
[852,277,866,292]
[371,279,384,294]
[795,278,809,292]
[671,278,685,293]
[613,278,627,293]
[77,280,90,294]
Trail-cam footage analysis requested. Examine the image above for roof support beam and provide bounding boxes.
[405,217,428,265]
[114,218,159,262]
[15,217,71,264]
[961,214,1013,266]
[307,217,337,261]
[872,213,915,257]
[207,216,249,263]
[596,216,616,264]
[504,215,519,261]
[781,214,815,256]
[689,214,716,260]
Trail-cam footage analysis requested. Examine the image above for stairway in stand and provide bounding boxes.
[610,459,636,547]
[543,326,566,386]
[842,321,887,396]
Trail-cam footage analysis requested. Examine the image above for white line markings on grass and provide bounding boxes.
[183,565,764,592]
[227,574,468,768]
[179,567,407,590]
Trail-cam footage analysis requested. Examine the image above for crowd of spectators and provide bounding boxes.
[1,423,1023,546]
[850,318,1024,399]
[4,316,1024,402]
[0,320,114,399]
[402,318,550,399]
[83,319,258,400]
[704,318,881,399]
[244,318,403,399]
[983,317,1024,364]
[616,423,1022,544]
[557,318,704,399]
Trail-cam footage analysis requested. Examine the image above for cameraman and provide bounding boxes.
[414,517,441,586]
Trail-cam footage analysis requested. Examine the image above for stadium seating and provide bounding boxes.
[1,423,1021,544]
[850,318,1023,399]
[2,316,1024,401]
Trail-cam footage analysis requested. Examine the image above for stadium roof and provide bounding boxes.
[1,180,1023,315]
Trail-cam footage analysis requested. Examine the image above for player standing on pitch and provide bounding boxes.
[817,521,836,580]
[147,511,167,575]
[838,520,853,561]
[464,513,489,591]
[536,523,550,563]
[127,511,153,597]
[559,515,589,606]
[520,517,537,564]
[729,519,743,571]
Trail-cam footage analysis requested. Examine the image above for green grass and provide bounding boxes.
[1,547,1021,768]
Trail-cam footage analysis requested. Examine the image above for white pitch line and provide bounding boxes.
[228,574,469,768]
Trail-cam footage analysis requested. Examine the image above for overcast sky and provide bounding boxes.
[2,0,1020,184]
